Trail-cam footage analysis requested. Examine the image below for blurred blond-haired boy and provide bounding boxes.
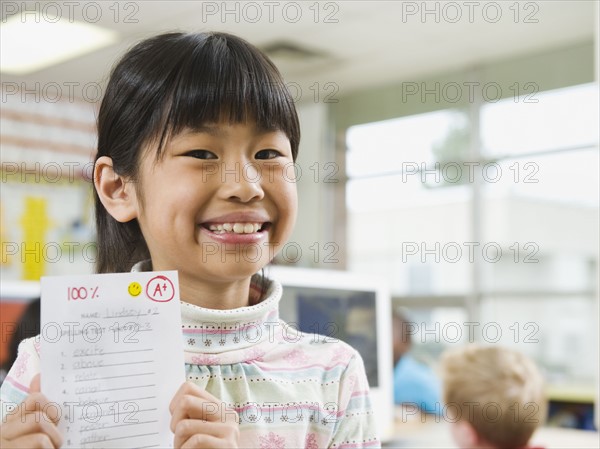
[441,345,547,449]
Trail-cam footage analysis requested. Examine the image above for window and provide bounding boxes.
[346,109,472,296]
[346,83,599,388]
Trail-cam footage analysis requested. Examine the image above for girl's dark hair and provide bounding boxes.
[1,298,40,375]
[94,31,300,274]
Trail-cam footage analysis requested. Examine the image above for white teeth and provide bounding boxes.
[207,222,263,234]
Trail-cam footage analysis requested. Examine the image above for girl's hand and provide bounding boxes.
[0,375,63,449]
[169,382,239,449]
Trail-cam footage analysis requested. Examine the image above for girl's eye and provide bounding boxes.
[185,149,217,160]
[255,149,282,160]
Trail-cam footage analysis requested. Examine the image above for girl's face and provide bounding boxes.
[132,121,297,291]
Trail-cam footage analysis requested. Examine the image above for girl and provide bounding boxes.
[0,32,379,448]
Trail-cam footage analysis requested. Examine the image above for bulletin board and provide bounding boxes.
[1,86,98,280]
[1,85,98,365]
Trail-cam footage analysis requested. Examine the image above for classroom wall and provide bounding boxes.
[1,87,97,281]
[331,40,594,129]
[275,100,338,268]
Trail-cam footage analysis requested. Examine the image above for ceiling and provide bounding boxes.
[1,1,596,96]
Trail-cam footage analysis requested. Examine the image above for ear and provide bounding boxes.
[94,156,138,222]
[451,420,480,448]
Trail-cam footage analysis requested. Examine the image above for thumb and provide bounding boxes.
[30,373,41,393]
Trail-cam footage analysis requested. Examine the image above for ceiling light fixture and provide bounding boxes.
[0,15,118,75]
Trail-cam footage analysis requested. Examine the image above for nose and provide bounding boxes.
[220,162,264,203]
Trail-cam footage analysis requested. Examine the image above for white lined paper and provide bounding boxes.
[41,271,184,448]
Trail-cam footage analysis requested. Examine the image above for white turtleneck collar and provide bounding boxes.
[131,260,285,365]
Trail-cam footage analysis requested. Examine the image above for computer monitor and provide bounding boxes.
[269,265,394,442]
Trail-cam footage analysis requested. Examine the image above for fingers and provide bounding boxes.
[21,393,61,425]
[1,394,63,449]
[169,382,240,449]
[169,382,216,414]
[170,382,237,428]
[1,433,57,449]
[170,393,232,431]
[180,434,223,449]
[4,394,61,426]
[174,420,239,449]
[30,374,41,393]
[0,415,63,449]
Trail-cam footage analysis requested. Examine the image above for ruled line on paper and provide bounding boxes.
[73,361,154,369]
[95,384,156,393]
[97,432,160,443]
[106,407,158,415]
[73,349,154,357]
[99,361,154,367]
[80,420,159,433]
[86,396,157,406]
[84,407,158,420]
[122,408,157,414]
[79,420,159,433]
[75,373,155,382]
[102,314,160,318]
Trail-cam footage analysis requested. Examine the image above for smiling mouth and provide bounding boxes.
[201,222,271,235]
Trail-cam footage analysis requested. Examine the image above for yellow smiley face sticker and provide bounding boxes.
[128,282,142,297]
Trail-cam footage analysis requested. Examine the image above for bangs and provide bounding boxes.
[152,33,300,158]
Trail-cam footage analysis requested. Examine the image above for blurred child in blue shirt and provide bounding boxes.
[392,309,442,415]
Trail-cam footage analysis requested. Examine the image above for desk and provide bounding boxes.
[384,407,599,448]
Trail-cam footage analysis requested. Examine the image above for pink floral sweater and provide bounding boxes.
[0,268,380,448]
